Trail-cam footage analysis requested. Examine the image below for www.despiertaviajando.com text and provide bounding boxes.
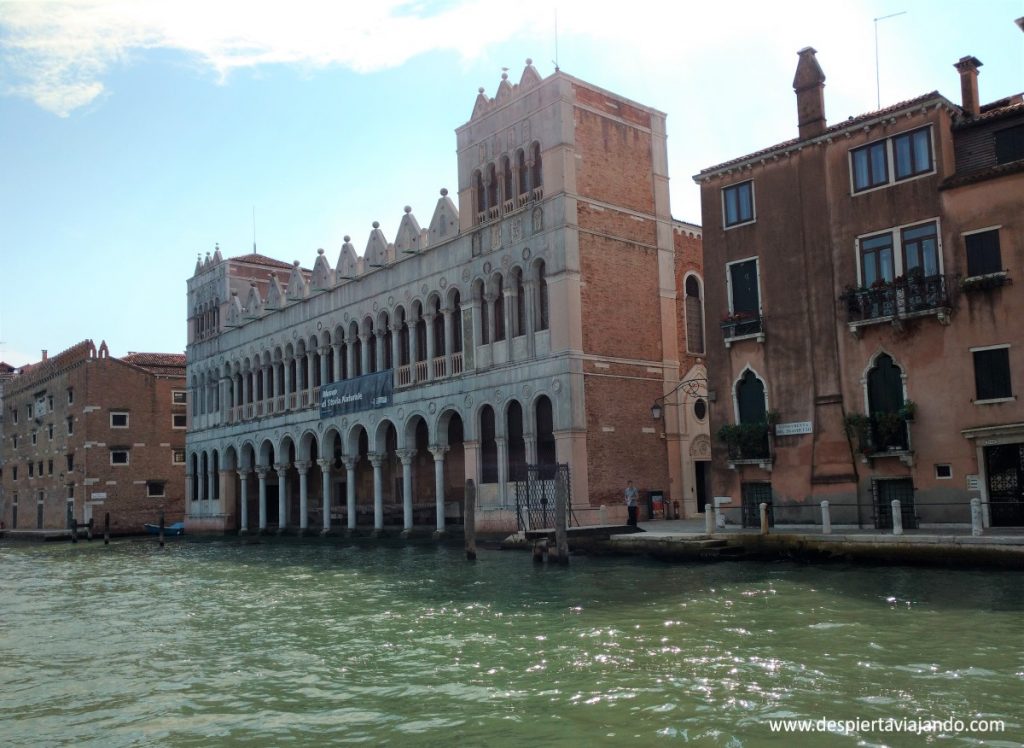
[769,716,1007,736]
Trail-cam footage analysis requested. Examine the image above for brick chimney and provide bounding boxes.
[793,47,827,139]
[954,56,983,117]
[41,349,48,361]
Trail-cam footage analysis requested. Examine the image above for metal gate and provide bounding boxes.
[872,478,918,529]
[515,464,575,531]
[985,443,1024,526]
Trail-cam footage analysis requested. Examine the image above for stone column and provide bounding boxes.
[496,437,509,506]
[398,449,415,532]
[442,307,454,375]
[238,470,250,533]
[409,318,420,377]
[318,458,332,534]
[332,344,342,382]
[375,330,386,372]
[295,460,310,533]
[484,293,497,345]
[306,352,315,394]
[358,334,370,376]
[207,465,216,509]
[471,299,483,348]
[346,335,356,379]
[256,467,268,532]
[220,377,229,419]
[319,346,329,386]
[524,279,537,352]
[424,312,436,379]
[342,456,357,530]
[430,445,449,532]
[525,435,538,465]
[505,288,518,338]
[275,463,288,533]
[242,371,251,407]
[390,324,402,375]
[284,359,293,405]
[261,366,269,406]
[369,453,384,531]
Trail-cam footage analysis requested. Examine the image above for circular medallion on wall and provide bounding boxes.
[316,321,322,331]
[318,421,324,432]
[439,277,447,289]
[694,398,708,421]
[483,261,492,275]
[552,379,562,393]
[522,247,532,261]
[421,284,429,295]
[501,254,511,270]
[495,389,503,401]
[464,394,473,408]
[373,301,379,312]
[388,295,394,306]
[523,384,532,398]
[342,418,348,429]
[398,408,405,419]
[429,402,437,414]
[462,268,471,283]
[291,330,297,339]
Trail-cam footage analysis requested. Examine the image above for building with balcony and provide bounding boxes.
[184,60,707,535]
[695,40,1023,530]
[0,342,187,533]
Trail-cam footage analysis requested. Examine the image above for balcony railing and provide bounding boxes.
[474,187,545,226]
[414,360,429,382]
[717,422,771,461]
[432,356,446,379]
[451,351,464,376]
[397,364,413,387]
[841,273,952,327]
[721,313,765,347]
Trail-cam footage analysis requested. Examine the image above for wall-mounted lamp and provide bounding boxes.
[651,376,708,420]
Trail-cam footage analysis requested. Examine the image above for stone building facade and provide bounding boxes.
[695,44,1023,529]
[184,61,707,535]
[0,341,187,533]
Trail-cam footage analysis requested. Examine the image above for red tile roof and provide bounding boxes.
[229,253,294,270]
[122,352,186,376]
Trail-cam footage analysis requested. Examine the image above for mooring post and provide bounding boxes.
[532,539,548,564]
[70,517,78,544]
[820,500,831,535]
[465,479,477,561]
[554,470,569,565]
[759,502,769,535]
[891,500,903,536]
[86,518,93,542]
[705,503,714,535]
[970,498,983,537]
[159,510,165,548]
[104,512,110,545]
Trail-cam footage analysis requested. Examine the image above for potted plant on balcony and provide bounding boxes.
[843,412,872,455]
[765,409,781,436]
[898,400,916,422]
[717,424,742,459]
[874,411,906,451]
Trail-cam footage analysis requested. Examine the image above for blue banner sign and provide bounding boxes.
[319,370,393,418]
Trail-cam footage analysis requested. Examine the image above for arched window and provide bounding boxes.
[685,275,705,354]
[366,321,377,374]
[512,268,525,337]
[486,163,498,211]
[501,155,512,205]
[535,396,556,478]
[451,291,463,353]
[867,354,908,450]
[507,401,526,481]
[474,170,485,214]
[494,275,506,341]
[530,142,542,192]
[382,316,393,370]
[536,261,549,331]
[432,298,444,356]
[478,282,490,345]
[736,370,766,424]
[517,149,528,195]
[190,453,199,501]
[480,406,498,483]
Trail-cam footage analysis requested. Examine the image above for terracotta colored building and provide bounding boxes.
[184,61,708,535]
[695,45,1023,529]
[0,341,187,534]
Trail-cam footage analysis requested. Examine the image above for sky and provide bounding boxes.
[0,0,1021,367]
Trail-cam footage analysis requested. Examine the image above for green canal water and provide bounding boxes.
[1,539,1022,747]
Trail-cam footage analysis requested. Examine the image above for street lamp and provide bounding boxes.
[651,376,707,420]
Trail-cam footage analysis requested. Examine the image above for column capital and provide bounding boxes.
[236,470,250,480]
[374,328,386,340]
[293,460,311,474]
[273,462,289,477]
[316,458,332,470]
[341,456,358,471]
[424,311,436,323]
[368,452,385,468]
[396,449,416,465]
[359,333,370,344]
[429,444,449,460]
[483,293,496,304]
[255,466,269,479]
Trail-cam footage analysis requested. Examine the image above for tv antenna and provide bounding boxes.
[553,8,559,71]
[874,11,907,109]
[252,205,257,253]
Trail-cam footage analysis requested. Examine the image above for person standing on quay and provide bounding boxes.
[624,480,639,527]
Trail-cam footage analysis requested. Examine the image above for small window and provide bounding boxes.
[973,347,1012,401]
[110,449,130,465]
[722,181,754,227]
[994,124,1024,165]
[67,388,74,405]
[29,463,34,477]
[11,407,18,424]
[893,127,932,180]
[12,466,18,481]
[67,454,74,472]
[172,449,186,465]
[851,140,888,191]
[172,391,187,405]
[47,460,53,475]
[935,464,952,479]
[48,424,53,440]
[694,398,707,421]
[172,414,187,429]
[146,481,166,498]
[110,412,129,428]
[31,432,37,445]
[12,435,17,448]
[67,483,75,499]
[47,395,54,411]
[67,417,74,435]
[965,229,1002,277]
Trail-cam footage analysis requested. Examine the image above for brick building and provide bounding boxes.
[0,341,187,533]
[695,42,1023,529]
[185,60,707,535]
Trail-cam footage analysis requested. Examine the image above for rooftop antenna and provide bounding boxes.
[874,11,907,109]
[252,205,257,253]
[553,7,559,72]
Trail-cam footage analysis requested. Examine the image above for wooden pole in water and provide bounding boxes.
[159,510,165,548]
[464,479,477,561]
[104,512,110,545]
[70,517,78,544]
[554,470,569,565]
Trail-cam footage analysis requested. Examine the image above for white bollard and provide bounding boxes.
[599,505,608,525]
[705,503,714,535]
[759,502,769,535]
[891,499,903,536]
[821,500,832,535]
[970,498,983,537]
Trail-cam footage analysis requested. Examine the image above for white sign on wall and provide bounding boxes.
[775,421,813,436]
[966,475,980,492]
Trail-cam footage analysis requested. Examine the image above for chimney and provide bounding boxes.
[954,56,983,117]
[793,47,827,139]
[41,350,48,361]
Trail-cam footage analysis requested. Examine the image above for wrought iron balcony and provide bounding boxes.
[841,273,952,330]
[720,312,765,347]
